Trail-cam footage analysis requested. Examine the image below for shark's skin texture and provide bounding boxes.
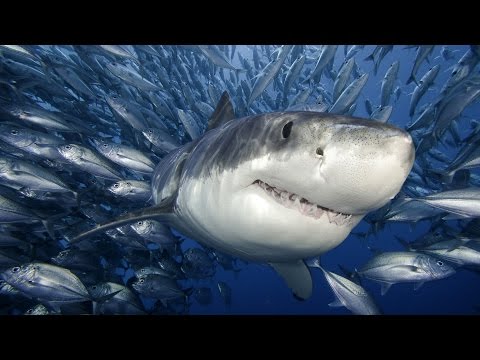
[77,111,415,299]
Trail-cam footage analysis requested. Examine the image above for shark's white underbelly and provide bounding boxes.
[175,170,364,262]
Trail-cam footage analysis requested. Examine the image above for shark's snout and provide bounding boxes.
[385,129,415,170]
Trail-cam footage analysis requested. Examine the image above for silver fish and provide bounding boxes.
[57,143,123,180]
[0,263,90,306]
[358,252,455,295]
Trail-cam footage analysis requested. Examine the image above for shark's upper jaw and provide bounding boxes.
[252,179,357,226]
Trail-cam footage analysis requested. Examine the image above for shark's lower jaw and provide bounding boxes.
[253,179,355,226]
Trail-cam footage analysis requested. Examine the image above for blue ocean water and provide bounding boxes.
[0,45,479,315]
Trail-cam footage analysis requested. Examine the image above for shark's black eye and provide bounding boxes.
[282,121,293,139]
[436,260,443,266]
[316,147,323,156]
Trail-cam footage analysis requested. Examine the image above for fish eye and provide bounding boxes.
[139,278,144,284]
[137,221,143,226]
[10,129,18,135]
[12,267,20,273]
[141,269,146,273]
[316,147,323,156]
[103,144,108,148]
[26,309,33,314]
[282,121,293,139]
[28,280,34,284]
[436,260,443,266]
[113,183,119,188]
[91,286,97,290]
[65,145,72,150]
[126,182,131,186]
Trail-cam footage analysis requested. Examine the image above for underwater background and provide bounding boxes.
[0,45,479,315]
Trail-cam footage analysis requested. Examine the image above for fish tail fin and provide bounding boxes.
[395,236,412,251]
[184,287,194,297]
[394,191,413,204]
[337,264,362,284]
[366,245,382,255]
[39,211,69,241]
[406,74,419,86]
[305,256,322,269]
[424,168,455,184]
[41,220,56,241]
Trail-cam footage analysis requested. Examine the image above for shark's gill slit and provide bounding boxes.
[252,179,354,226]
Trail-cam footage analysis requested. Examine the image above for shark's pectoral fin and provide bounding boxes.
[71,197,176,243]
[270,260,313,300]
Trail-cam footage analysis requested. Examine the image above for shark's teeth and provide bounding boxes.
[253,179,354,225]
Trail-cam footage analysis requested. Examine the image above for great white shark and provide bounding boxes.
[73,92,415,300]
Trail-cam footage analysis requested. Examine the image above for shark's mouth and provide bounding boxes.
[253,179,354,226]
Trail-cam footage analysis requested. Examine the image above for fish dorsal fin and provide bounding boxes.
[269,260,313,300]
[71,197,176,243]
[328,298,344,308]
[207,91,235,131]
[414,281,425,291]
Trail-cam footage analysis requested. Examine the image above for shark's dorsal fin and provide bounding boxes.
[71,197,176,243]
[207,91,235,131]
[270,260,313,300]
